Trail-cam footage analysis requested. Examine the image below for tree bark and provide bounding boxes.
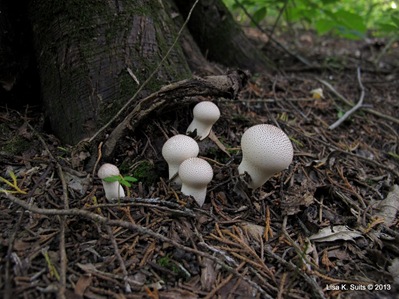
[6,0,270,146]
[174,0,272,73]
[29,0,191,145]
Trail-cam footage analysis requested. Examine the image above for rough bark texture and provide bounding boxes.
[174,0,272,73]
[29,0,191,145]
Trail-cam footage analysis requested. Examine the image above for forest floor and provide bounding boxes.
[1,29,399,299]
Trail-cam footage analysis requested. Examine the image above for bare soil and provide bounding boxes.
[1,30,399,299]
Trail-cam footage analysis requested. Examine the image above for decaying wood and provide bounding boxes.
[100,69,250,158]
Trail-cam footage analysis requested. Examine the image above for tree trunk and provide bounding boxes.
[174,0,272,72]
[15,0,269,146]
[29,0,191,145]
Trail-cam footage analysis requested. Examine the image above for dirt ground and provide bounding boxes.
[1,29,399,299]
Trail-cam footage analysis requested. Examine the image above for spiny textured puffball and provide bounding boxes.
[186,101,220,140]
[97,163,125,200]
[178,157,213,207]
[162,134,199,185]
[238,124,293,189]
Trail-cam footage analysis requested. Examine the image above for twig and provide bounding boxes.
[277,272,287,299]
[85,197,197,218]
[317,77,399,125]
[4,208,25,299]
[316,78,353,106]
[329,67,365,130]
[301,131,399,178]
[88,0,200,143]
[204,262,246,299]
[105,225,131,293]
[27,122,69,298]
[56,164,69,299]
[264,244,326,299]
[3,193,269,297]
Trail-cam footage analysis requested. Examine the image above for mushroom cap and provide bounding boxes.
[162,135,199,165]
[98,163,121,179]
[238,124,293,188]
[192,101,220,123]
[178,157,213,187]
[186,101,220,140]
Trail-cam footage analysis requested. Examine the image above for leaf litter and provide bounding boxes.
[1,31,399,298]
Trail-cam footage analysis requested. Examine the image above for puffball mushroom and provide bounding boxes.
[238,124,293,189]
[186,101,220,140]
[161,134,199,185]
[97,163,125,200]
[178,157,213,207]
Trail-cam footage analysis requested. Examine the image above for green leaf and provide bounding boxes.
[314,19,336,35]
[320,0,340,4]
[119,180,131,188]
[391,14,399,27]
[123,176,138,182]
[251,7,267,25]
[333,10,367,38]
[102,175,121,183]
[377,22,398,32]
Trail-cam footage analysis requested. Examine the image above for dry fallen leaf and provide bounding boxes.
[374,184,399,227]
[388,258,399,284]
[74,274,93,297]
[241,222,264,240]
[309,225,363,242]
[281,179,316,215]
[200,257,216,291]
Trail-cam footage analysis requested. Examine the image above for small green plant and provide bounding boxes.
[103,175,138,198]
[0,171,27,194]
[102,175,138,188]
[388,151,399,160]
[42,247,60,281]
[157,255,181,276]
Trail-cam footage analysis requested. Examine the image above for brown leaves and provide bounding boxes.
[281,178,316,216]
[74,274,93,297]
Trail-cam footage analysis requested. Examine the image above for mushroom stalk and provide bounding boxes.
[186,101,220,140]
[178,157,213,207]
[238,160,274,190]
[97,163,126,200]
[181,185,208,207]
[102,181,125,200]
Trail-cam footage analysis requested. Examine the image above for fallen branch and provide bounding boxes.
[100,70,250,158]
[329,67,365,130]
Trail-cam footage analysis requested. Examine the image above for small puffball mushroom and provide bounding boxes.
[97,163,125,200]
[238,124,293,189]
[186,101,220,140]
[178,157,213,207]
[162,135,199,185]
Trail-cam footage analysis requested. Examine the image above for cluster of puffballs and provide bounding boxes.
[97,101,294,207]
